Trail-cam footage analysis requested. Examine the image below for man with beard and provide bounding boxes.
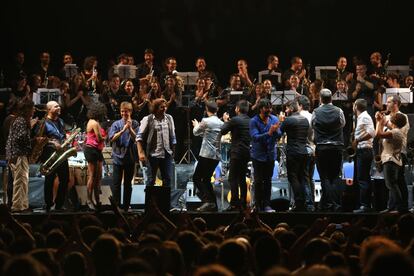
[250,99,281,212]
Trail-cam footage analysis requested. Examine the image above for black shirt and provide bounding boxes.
[280,113,310,155]
[221,113,251,159]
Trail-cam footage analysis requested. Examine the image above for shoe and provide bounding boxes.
[263,206,276,213]
[379,208,391,214]
[53,206,67,213]
[12,208,32,214]
[224,205,240,212]
[353,206,373,214]
[196,202,218,212]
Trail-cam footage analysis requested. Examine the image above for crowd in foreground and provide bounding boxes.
[1,202,414,276]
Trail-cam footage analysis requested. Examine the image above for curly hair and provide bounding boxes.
[87,101,107,121]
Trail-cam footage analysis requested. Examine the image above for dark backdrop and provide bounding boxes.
[1,0,413,84]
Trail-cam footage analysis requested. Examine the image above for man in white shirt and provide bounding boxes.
[352,99,376,213]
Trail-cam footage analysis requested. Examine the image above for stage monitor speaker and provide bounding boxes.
[145,186,171,214]
[75,185,112,206]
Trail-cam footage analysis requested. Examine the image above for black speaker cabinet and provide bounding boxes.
[145,186,171,214]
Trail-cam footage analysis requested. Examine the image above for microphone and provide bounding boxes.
[172,70,178,75]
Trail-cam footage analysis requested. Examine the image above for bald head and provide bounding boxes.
[46,101,61,118]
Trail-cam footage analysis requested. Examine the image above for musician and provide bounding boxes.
[217,74,246,117]
[84,101,107,210]
[137,49,161,83]
[326,56,353,91]
[288,74,308,97]
[250,83,265,114]
[192,100,223,212]
[333,80,353,148]
[81,56,100,93]
[350,63,376,117]
[282,56,305,89]
[5,99,35,213]
[41,101,69,212]
[160,57,178,90]
[236,59,254,88]
[203,72,221,98]
[375,112,408,214]
[109,102,139,212]
[190,77,208,157]
[403,75,413,90]
[195,57,219,87]
[32,51,55,86]
[352,99,375,213]
[7,52,28,86]
[369,52,386,82]
[250,98,282,212]
[279,100,310,211]
[221,100,251,211]
[137,98,176,187]
[99,74,121,120]
[311,89,345,211]
[58,52,75,81]
[259,55,282,88]
[66,74,90,128]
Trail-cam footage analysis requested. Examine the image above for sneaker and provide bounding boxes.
[353,206,373,214]
[263,206,276,213]
[196,202,218,212]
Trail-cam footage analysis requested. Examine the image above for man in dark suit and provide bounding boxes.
[221,100,251,211]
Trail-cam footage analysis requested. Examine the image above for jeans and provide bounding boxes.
[112,162,135,210]
[252,159,275,210]
[228,157,249,208]
[383,161,408,212]
[316,147,343,211]
[148,152,174,187]
[356,148,373,208]
[304,155,315,209]
[193,157,219,203]
[287,154,310,208]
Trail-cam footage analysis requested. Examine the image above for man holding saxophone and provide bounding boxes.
[40,101,69,212]
[352,99,375,213]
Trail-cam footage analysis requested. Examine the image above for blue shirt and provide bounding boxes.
[249,114,281,161]
[44,118,65,142]
[109,119,139,165]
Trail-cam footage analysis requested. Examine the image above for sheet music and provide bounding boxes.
[114,65,137,79]
[383,88,412,104]
[176,72,199,86]
[270,90,297,105]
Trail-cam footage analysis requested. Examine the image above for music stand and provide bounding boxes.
[113,65,137,79]
[179,95,198,164]
[271,90,296,106]
[176,72,198,87]
[64,64,78,79]
[33,88,61,105]
[258,70,281,84]
[332,90,348,101]
[383,88,413,104]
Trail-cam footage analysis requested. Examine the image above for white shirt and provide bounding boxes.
[355,111,375,149]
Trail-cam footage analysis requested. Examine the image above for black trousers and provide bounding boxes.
[193,156,219,204]
[44,160,69,209]
[287,154,310,208]
[228,156,249,208]
[112,162,135,210]
[315,147,343,211]
[252,159,274,210]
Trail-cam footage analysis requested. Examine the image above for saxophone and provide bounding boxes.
[40,128,81,175]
